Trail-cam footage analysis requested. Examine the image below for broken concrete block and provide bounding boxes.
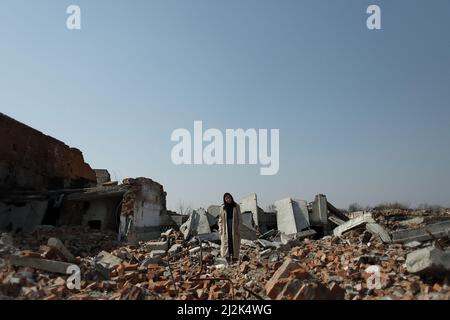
[295,229,317,240]
[259,229,278,240]
[168,244,183,255]
[333,213,375,236]
[259,249,272,257]
[326,201,349,222]
[179,208,211,240]
[240,212,258,240]
[398,217,425,227]
[280,229,317,245]
[206,205,221,226]
[150,250,166,258]
[196,232,220,242]
[47,238,76,262]
[274,198,309,236]
[207,241,221,250]
[240,193,259,227]
[328,216,345,226]
[144,241,169,252]
[241,239,258,248]
[392,220,450,243]
[347,211,366,219]
[8,255,74,274]
[193,208,212,234]
[406,246,450,276]
[257,239,281,249]
[310,194,328,226]
[188,243,208,256]
[404,241,422,249]
[365,223,392,243]
[95,251,123,279]
[280,233,294,245]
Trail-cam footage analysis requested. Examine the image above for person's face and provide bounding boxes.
[225,195,232,204]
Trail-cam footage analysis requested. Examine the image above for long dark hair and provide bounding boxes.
[223,193,236,208]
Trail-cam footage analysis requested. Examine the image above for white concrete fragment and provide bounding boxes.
[404,241,422,249]
[366,223,392,243]
[168,244,183,255]
[179,209,211,240]
[144,241,169,252]
[398,217,425,227]
[150,250,166,258]
[240,193,259,227]
[333,213,375,236]
[274,198,309,236]
[406,246,450,275]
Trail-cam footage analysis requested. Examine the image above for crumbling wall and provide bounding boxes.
[240,193,259,227]
[94,169,111,185]
[119,178,167,243]
[0,113,96,191]
[0,201,48,233]
[82,199,120,231]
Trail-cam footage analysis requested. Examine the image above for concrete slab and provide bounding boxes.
[406,246,450,276]
[257,239,281,249]
[47,238,76,263]
[144,241,169,252]
[274,198,310,236]
[333,213,375,236]
[95,251,123,279]
[280,229,317,245]
[150,250,166,258]
[240,193,259,227]
[398,217,425,227]
[179,208,211,240]
[310,194,328,226]
[9,255,74,274]
[240,212,258,240]
[196,232,220,242]
[168,244,183,255]
[392,220,450,243]
[366,223,392,243]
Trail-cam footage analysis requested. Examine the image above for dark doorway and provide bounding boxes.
[41,199,61,226]
[88,220,102,230]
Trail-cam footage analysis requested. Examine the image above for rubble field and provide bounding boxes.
[0,208,449,300]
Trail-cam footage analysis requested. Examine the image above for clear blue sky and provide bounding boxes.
[1,1,449,210]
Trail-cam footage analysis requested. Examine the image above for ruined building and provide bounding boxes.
[0,113,175,243]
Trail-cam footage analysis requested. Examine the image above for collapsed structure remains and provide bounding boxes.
[1,113,449,300]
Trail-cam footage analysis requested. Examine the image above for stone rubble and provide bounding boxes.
[0,209,449,300]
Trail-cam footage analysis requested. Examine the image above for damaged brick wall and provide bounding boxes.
[119,178,167,243]
[0,113,96,191]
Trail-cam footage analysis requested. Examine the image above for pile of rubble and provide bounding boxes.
[0,208,449,300]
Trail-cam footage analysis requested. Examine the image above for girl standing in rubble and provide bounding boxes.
[218,193,242,264]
